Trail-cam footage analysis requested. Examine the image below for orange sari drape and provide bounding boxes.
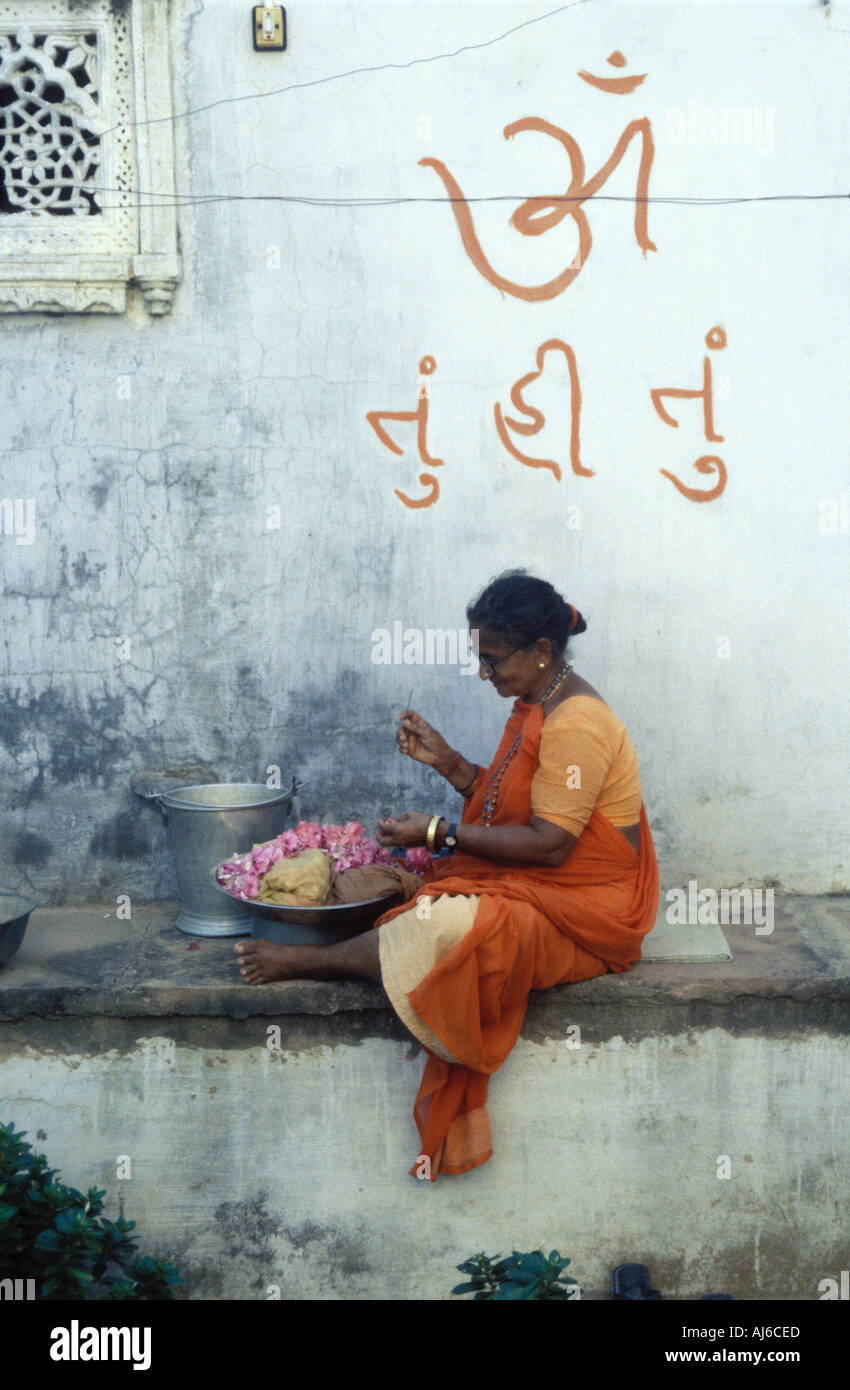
[375,696,660,1178]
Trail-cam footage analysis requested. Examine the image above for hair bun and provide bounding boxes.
[566,602,587,636]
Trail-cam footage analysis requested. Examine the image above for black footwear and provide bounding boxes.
[611,1263,662,1300]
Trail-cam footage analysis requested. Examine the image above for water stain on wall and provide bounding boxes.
[71,553,107,589]
[214,1192,282,1263]
[0,687,128,787]
[12,830,53,867]
[88,808,153,861]
[282,1218,372,1277]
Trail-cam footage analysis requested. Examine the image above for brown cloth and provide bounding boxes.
[330,862,425,906]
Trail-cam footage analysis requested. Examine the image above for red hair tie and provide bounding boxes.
[567,603,578,632]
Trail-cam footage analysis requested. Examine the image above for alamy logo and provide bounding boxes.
[665,102,775,156]
[665,880,774,935]
[0,1277,36,1300]
[819,1270,850,1300]
[0,498,35,545]
[49,1321,152,1371]
[371,622,478,675]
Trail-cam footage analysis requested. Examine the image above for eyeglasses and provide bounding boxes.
[478,644,530,677]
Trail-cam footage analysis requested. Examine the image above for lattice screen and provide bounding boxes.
[0,1,179,314]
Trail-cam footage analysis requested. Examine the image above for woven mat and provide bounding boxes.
[640,902,732,962]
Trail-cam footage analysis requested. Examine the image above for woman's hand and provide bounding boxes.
[396,709,453,770]
[376,812,434,849]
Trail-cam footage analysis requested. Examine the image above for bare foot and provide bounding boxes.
[234,937,313,985]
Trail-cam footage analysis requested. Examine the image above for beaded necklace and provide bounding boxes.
[480,663,573,825]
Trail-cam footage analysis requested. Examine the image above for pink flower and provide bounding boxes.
[216,821,429,900]
[295,821,322,848]
[404,847,432,874]
[241,872,261,899]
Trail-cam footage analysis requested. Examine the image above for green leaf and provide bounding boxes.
[0,1120,181,1300]
[99,1281,137,1301]
[496,1281,529,1299]
[56,1209,89,1234]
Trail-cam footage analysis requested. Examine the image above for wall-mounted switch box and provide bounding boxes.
[253,7,286,51]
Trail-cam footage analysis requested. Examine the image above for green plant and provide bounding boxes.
[0,1121,181,1300]
[452,1248,579,1300]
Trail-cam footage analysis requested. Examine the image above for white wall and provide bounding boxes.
[2,1024,846,1298]
[1,0,848,900]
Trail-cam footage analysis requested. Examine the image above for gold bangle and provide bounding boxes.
[425,815,441,851]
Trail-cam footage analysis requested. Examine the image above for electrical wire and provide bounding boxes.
[23,190,848,214]
[1,0,846,214]
[92,0,598,140]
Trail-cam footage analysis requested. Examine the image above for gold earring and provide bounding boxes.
[538,662,545,668]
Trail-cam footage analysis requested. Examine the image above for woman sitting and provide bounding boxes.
[235,569,659,1179]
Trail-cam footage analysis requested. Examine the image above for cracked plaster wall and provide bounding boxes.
[0,0,848,904]
[1,1026,847,1298]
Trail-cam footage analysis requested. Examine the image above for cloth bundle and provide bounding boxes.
[257,848,424,908]
[329,861,424,905]
[257,848,332,906]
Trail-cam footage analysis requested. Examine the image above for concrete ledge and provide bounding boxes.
[1,895,848,1029]
[2,895,848,1299]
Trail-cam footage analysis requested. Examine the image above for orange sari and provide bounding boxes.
[375,696,659,1179]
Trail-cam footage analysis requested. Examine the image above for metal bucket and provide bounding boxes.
[154,780,301,937]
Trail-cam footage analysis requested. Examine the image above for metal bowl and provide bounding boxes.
[210,866,400,946]
[0,890,36,968]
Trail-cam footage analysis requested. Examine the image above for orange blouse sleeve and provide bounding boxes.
[530,700,619,837]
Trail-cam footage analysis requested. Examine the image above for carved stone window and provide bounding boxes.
[0,0,180,314]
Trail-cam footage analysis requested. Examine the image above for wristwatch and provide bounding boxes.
[441,820,458,850]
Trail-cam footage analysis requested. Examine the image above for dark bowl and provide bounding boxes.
[0,891,36,967]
